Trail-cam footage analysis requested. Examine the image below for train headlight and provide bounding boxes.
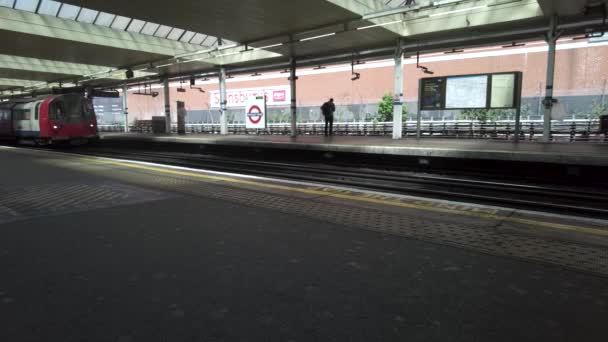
[52,125,58,130]
[90,124,95,128]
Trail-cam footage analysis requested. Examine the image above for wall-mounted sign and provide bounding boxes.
[245,95,267,129]
[210,86,290,108]
[420,72,522,111]
[420,78,444,110]
[445,75,488,109]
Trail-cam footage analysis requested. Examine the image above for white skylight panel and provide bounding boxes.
[57,3,80,20]
[140,22,159,35]
[154,25,172,38]
[36,0,60,16]
[126,19,145,33]
[110,15,131,30]
[77,8,98,24]
[166,28,184,41]
[179,31,196,43]
[14,0,38,12]
[94,12,115,27]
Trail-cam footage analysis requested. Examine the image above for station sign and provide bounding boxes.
[210,86,290,108]
[245,95,267,129]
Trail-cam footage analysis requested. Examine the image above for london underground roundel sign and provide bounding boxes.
[247,105,263,124]
[245,96,266,129]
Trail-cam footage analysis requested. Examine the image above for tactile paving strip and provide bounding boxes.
[0,181,172,224]
[90,166,608,276]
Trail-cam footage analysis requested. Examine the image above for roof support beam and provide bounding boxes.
[0,6,207,57]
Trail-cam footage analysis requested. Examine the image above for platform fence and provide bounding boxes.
[98,120,607,142]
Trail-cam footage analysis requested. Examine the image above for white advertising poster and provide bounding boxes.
[211,86,290,108]
[490,74,516,108]
[245,96,267,129]
[445,75,488,109]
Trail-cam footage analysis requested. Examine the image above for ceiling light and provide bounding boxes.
[429,5,487,17]
[155,63,174,69]
[357,20,402,30]
[216,51,241,57]
[300,32,336,42]
[253,43,283,50]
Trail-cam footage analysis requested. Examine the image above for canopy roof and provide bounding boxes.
[0,0,606,96]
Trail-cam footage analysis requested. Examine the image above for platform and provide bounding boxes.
[2,146,608,341]
[101,133,608,167]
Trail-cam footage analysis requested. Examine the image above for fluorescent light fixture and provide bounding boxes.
[216,51,242,57]
[429,5,487,17]
[83,69,115,78]
[433,0,463,5]
[218,43,240,51]
[253,43,283,50]
[357,20,402,30]
[299,32,336,42]
[175,48,214,59]
[155,63,174,68]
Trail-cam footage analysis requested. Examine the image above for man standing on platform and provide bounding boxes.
[321,98,336,136]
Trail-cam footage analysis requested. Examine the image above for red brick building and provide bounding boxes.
[105,39,608,124]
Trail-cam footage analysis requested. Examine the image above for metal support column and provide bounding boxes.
[289,58,297,137]
[163,78,171,133]
[122,83,128,133]
[543,16,559,142]
[514,72,524,142]
[392,39,403,139]
[219,66,228,135]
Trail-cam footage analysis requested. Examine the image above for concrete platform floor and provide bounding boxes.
[100,133,608,166]
[1,146,608,342]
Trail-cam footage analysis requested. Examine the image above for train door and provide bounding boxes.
[32,102,41,136]
[0,106,12,138]
[13,104,33,138]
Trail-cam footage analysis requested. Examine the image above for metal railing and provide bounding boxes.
[98,120,607,142]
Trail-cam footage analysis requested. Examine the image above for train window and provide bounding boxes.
[35,103,40,120]
[48,101,65,121]
[50,95,92,123]
[14,109,31,121]
[83,99,95,119]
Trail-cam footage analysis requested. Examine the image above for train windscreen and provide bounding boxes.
[49,94,95,123]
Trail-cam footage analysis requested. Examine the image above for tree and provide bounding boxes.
[377,92,407,122]
[458,108,507,122]
[591,100,608,118]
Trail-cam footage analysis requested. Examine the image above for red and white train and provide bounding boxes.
[0,93,98,145]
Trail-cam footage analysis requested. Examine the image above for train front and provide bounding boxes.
[42,93,99,144]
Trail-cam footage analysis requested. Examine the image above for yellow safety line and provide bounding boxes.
[87,158,608,237]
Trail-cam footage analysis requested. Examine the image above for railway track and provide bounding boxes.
[60,147,608,219]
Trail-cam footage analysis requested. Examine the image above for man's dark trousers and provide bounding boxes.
[324,115,334,136]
